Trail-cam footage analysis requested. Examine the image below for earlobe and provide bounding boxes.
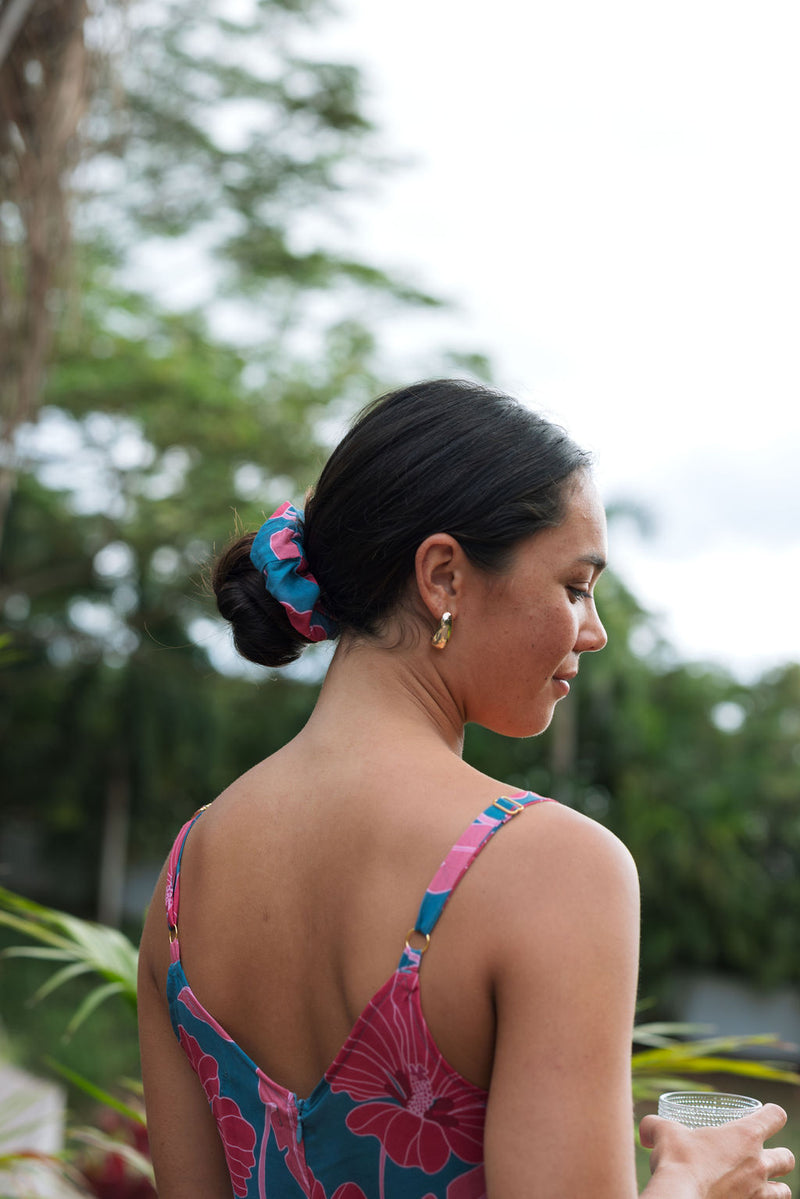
[414,534,462,621]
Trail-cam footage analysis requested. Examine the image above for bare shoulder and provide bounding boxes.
[468,764,638,895]
[517,799,637,880]
[487,795,638,887]
[478,799,640,965]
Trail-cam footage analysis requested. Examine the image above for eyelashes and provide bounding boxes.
[568,586,591,602]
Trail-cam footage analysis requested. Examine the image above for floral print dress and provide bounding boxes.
[165,791,553,1199]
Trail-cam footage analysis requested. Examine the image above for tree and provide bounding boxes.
[0,0,438,924]
[0,0,440,535]
[3,1,798,1000]
[0,282,381,924]
[0,0,89,539]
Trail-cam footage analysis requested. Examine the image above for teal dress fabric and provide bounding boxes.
[165,791,553,1198]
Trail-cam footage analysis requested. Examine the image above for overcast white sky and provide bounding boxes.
[307,0,800,680]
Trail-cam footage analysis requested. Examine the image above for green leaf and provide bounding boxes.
[633,1021,715,1047]
[64,981,129,1040]
[0,887,139,1009]
[1,946,77,962]
[630,1025,800,1103]
[0,910,72,952]
[45,1060,146,1127]
[29,961,93,1006]
[632,1075,714,1103]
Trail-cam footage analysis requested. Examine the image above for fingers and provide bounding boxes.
[752,1102,789,1138]
[762,1145,796,1179]
[638,1113,661,1149]
[759,1185,791,1199]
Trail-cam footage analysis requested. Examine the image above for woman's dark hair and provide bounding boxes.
[213,379,591,667]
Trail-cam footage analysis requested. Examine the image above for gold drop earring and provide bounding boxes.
[431,611,453,649]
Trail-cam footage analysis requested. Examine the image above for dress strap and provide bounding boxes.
[165,804,211,960]
[398,791,554,972]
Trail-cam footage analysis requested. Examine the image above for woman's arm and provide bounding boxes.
[138,863,234,1199]
[481,804,794,1199]
[483,804,643,1198]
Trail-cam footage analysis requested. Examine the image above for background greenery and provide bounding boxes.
[1,0,798,1189]
[2,0,799,1008]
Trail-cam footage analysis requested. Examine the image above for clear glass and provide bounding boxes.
[658,1091,762,1128]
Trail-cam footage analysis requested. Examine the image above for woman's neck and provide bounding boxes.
[302,633,467,759]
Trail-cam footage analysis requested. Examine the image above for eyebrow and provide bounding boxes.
[577,554,607,573]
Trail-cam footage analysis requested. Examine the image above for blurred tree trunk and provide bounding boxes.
[0,0,88,549]
[97,749,130,928]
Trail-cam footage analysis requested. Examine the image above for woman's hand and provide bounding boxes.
[640,1103,795,1199]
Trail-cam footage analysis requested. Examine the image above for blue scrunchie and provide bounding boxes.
[250,502,339,642]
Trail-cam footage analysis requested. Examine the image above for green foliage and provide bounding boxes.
[0,888,137,1036]
[588,660,800,991]
[1,0,421,922]
[2,0,799,1017]
[46,1061,145,1127]
[79,0,439,316]
[631,1022,800,1103]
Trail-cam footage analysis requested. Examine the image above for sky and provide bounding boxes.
[307,0,800,680]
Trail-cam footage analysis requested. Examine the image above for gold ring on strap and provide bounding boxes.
[404,928,431,954]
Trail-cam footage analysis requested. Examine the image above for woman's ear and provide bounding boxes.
[414,534,464,620]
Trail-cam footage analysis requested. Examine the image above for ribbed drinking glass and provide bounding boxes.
[658,1091,762,1128]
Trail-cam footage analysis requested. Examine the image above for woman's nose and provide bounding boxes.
[580,604,607,653]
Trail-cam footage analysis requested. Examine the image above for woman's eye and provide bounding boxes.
[568,586,591,601]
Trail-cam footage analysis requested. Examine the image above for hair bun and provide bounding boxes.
[212,532,308,667]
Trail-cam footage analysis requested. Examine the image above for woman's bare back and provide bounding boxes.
[166,736,519,1096]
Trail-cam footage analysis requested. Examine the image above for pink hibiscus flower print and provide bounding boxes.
[327,975,485,1175]
[179,1028,257,1197]
[447,1164,487,1199]
[310,1182,369,1199]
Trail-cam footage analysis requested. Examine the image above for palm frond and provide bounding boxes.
[631,1023,800,1103]
[0,886,138,1036]
[45,1060,145,1127]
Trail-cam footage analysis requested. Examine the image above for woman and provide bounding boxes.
[138,379,793,1198]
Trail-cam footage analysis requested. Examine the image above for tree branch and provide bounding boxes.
[0,0,38,68]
